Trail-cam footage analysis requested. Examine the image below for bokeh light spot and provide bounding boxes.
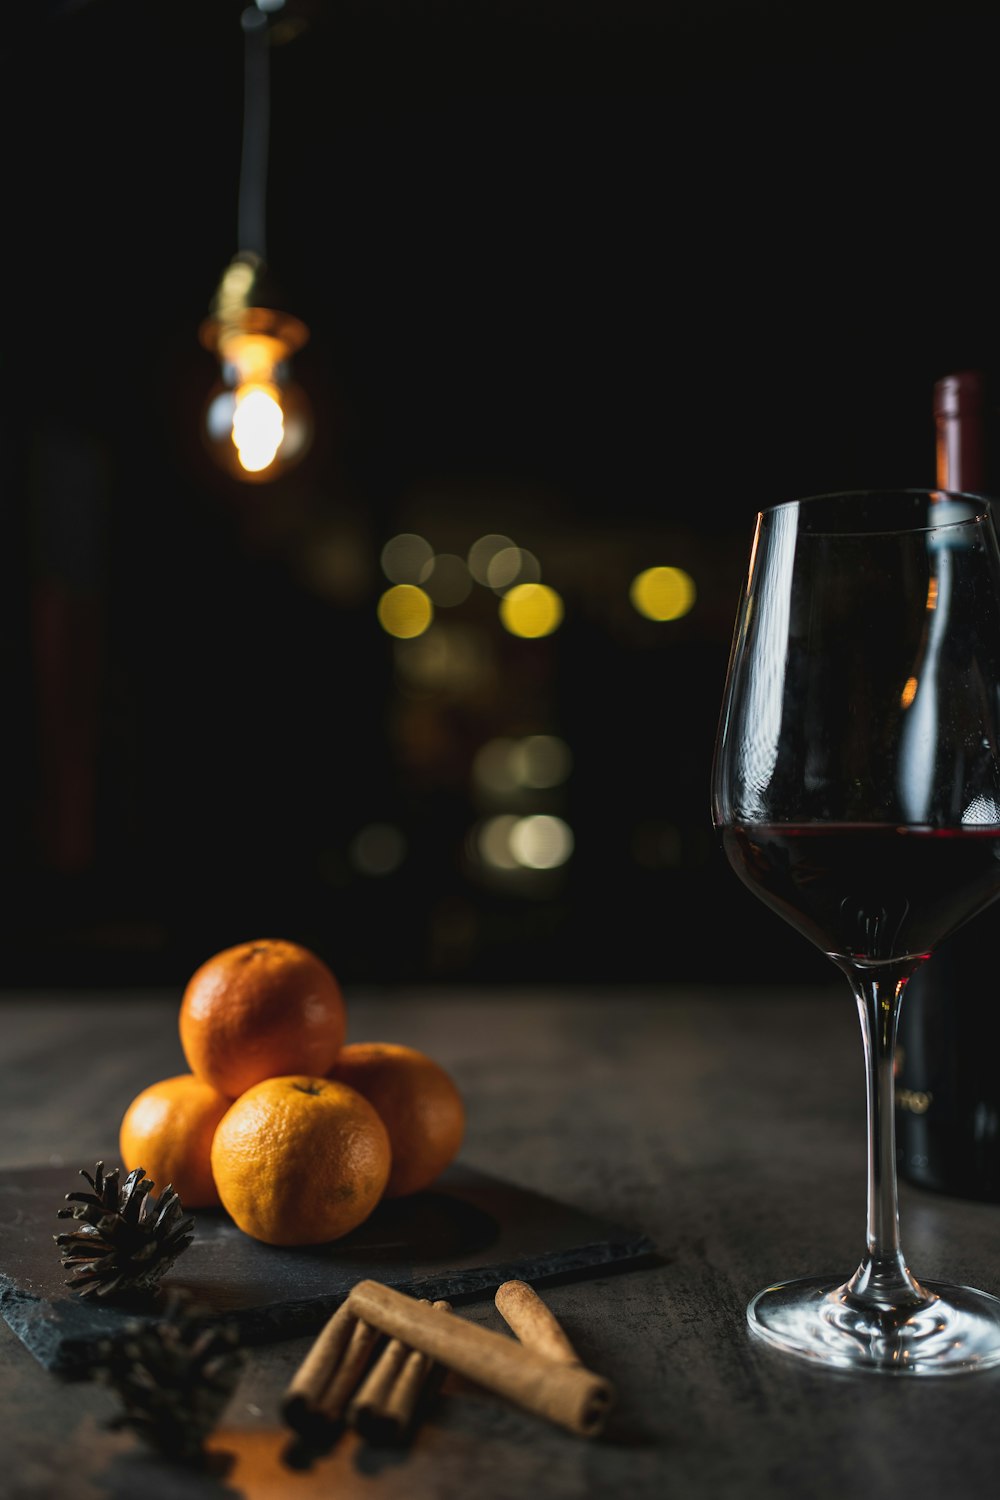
[486,546,541,592]
[509,815,574,869]
[378,584,433,638]
[630,565,697,621]
[381,533,434,584]
[468,533,515,585]
[349,823,407,876]
[499,583,564,638]
[478,814,521,870]
[472,738,519,795]
[510,734,572,788]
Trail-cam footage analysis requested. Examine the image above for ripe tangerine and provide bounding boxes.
[210,1075,391,1245]
[328,1042,465,1198]
[118,1072,231,1209]
[179,938,347,1099]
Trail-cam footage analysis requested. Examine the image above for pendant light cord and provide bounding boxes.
[237,5,271,261]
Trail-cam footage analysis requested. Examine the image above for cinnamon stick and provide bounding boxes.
[347,1280,614,1437]
[316,1315,382,1424]
[495,1281,580,1365]
[281,1300,358,1433]
[350,1299,452,1445]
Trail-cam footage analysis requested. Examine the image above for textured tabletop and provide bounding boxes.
[2,984,1000,1500]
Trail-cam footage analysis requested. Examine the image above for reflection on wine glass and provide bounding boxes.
[711,489,1000,1375]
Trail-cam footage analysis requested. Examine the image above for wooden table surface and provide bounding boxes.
[3,983,1000,1500]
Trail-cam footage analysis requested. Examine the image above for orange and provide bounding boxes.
[328,1042,465,1198]
[210,1075,391,1245]
[118,1073,231,1209]
[179,938,347,1099]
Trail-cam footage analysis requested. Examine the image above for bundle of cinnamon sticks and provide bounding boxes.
[282,1277,615,1446]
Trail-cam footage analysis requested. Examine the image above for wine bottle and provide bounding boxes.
[895,368,1000,1200]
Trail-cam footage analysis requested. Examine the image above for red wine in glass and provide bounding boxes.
[722,824,1000,965]
[711,488,1000,1375]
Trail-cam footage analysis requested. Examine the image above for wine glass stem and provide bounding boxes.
[844,970,928,1307]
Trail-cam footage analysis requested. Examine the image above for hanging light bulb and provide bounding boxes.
[199,252,312,483]
[199,3,313,484]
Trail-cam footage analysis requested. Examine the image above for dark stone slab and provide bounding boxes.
[0,1160,661,1376]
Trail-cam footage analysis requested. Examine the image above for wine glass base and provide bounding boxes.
[747,1276,1000,1375]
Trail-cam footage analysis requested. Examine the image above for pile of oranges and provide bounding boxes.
[117,938,466,1247]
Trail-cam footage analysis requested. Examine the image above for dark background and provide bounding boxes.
[3,0,999,991]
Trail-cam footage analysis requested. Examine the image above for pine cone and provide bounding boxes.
[54,1160,195,1301]
[94,1288,244,1462]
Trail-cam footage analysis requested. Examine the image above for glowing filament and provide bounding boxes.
[232,384,285,472]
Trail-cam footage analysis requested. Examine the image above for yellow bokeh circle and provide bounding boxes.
[629,566,696,622]
[377,584,433,638]
[499,583,564,639]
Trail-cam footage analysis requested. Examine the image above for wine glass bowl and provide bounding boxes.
[712,489,1000,1375]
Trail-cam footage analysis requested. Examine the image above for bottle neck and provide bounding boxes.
[934,369,988,492]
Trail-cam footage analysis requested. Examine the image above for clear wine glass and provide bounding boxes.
[711,488,1000,1375]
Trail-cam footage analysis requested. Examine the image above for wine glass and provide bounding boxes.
[711,489,1000,1375]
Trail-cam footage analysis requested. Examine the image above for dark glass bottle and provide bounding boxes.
[895,369,1000,1200]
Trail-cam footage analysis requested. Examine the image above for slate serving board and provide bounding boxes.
[0,1160,660,1376]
